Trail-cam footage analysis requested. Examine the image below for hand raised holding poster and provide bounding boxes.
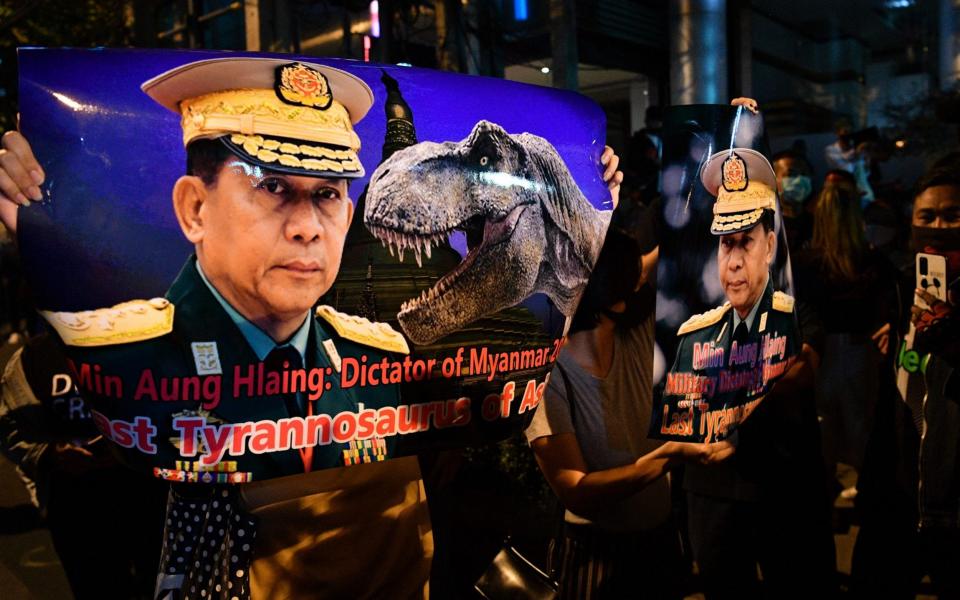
[650,103,800,444]
[11,48,615,483]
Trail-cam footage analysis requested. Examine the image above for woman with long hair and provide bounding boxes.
[525,207,733,600]
[794,170,899,490]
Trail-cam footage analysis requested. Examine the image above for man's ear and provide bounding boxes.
[173,175,208,244]
[766,228,777,264]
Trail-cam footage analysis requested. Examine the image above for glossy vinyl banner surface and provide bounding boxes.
[17,48,612,482]
[650,105,800,443]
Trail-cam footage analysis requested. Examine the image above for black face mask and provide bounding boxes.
[910,226,960,253]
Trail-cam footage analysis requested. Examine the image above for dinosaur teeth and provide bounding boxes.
[415,246,422,268]
[425,240,432,260]
[399,246,405,262]
[388,243,395,257]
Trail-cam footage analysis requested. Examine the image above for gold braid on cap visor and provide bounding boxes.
[711,208,765,232]
[179,88,362,173]
[710,181,776,233]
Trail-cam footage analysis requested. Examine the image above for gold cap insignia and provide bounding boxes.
[276,62,333,110]
[721,152,749,193]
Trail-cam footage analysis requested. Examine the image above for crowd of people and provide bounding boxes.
[0,80,957,600]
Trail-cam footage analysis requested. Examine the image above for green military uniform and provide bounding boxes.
[41,255,407,480]
[665,278,798,427]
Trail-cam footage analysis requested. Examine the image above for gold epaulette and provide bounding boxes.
[315,305,410,355]
[772,291,795,313]
[677,302,731,336]
[40,298,174,347]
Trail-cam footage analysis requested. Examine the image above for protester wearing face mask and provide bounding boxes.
[772,149,814,250]
[851,165,960,599]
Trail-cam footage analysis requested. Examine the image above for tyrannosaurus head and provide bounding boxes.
[365,120,548,345]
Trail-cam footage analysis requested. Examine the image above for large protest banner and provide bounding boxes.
[649,105,800,443]
[16,48,613,482]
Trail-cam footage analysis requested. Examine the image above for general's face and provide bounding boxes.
[717,223,776,317]
[196,159,353,325]
[913,185,960,229]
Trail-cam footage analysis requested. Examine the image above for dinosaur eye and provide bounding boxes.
[479,156,489,166]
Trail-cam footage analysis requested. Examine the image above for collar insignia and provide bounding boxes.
[191,341,222,375]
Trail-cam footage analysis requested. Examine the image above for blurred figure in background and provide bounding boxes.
[824,119,875,205]
[772,149,815,251]
[794,173,899,493]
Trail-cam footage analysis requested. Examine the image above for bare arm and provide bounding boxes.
[530,433,732,517]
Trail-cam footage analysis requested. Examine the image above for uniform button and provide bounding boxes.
[149,298,170,310]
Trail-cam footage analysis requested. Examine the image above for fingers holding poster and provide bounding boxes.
[16,49,612,482]
[650,106,800,444]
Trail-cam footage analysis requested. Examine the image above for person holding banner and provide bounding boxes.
[526,205,734,600]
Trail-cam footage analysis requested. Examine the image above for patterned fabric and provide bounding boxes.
[155,486,258,600]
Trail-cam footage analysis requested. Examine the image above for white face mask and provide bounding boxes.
[780,175,812,204]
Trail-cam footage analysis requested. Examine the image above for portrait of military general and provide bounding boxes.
[660,148,800,442]
[34,58,411,481]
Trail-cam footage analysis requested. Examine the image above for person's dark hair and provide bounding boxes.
[186,139,234,186]
[916,165,960,199]
[930,151,960,172]
[569,227,642,334]
[771,149,812,173]
[824,168,856,188]
[758,208,775,233]
[811,177,865,281]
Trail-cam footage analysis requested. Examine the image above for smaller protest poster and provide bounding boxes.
[649,105,800,443]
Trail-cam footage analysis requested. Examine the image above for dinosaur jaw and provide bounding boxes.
[367,203,530,344]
